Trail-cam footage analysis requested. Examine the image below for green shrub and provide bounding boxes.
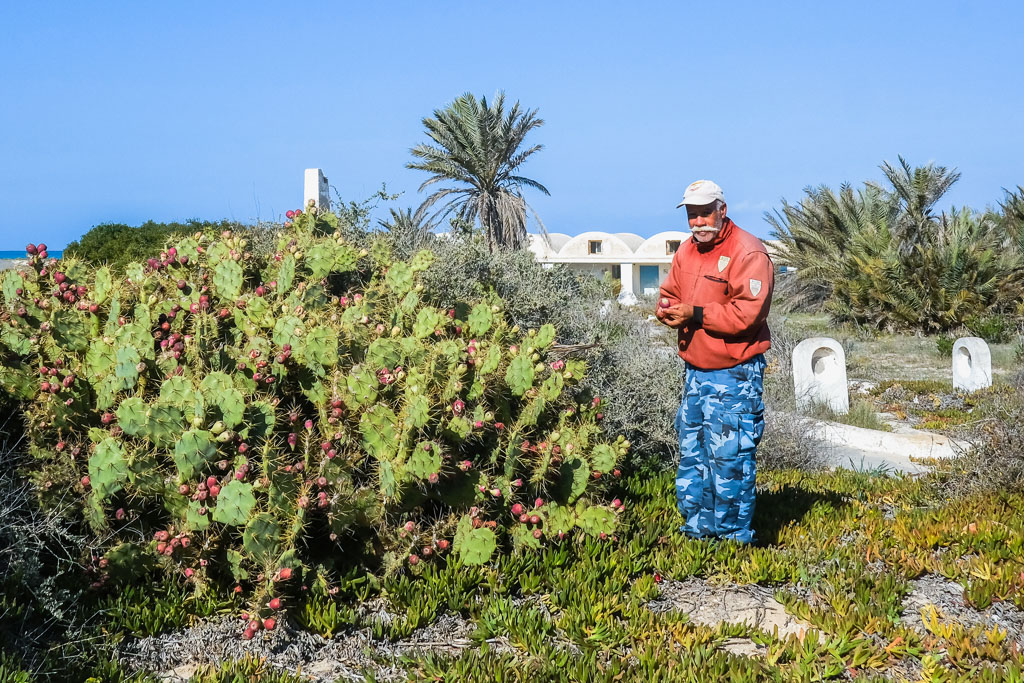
[966,314,1016,344]
[935,334,954,356]
[64,220,245,273]
[0,213,627,632]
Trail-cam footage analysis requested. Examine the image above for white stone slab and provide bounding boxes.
[952,337,992,392]
[793,337,849,414]
[304,168,330,212]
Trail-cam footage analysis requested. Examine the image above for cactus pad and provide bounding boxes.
[211,480,256,526]
[347,367,379,408]
[304,243,334,279]
[544,503,578,535]
[467,303,493,336]
[145,401,183,446]
[578,505,616,538]
[366,338,402,371]
[385,262,413,295]
[535,324,556,348]
[114,346,141,390]
[185,500,210,531]
[359,405,399,462]
[242,512,280,565]
[409,249,435,272]
[158,376,192,406]
[406,441,441,480]
[215,388,245,428]
[51,311,88,352]
[173,429,217,480]
[453,514,497,565]
[212,259,244,300]
[556,455,588,504]
[272,315,305,353]
[303,327,337,368]
[275,253,296,293]
[88,437,128,500]
[539,373,564,400]
[505,355,536,397]
[406,395,430,428]
[412,308,444,338]
[1,270,23,303]
[115,397,148,436]
[93,266,113,303]
[590,444,617,473]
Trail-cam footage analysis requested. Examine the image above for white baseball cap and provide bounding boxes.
[676,179,725,208]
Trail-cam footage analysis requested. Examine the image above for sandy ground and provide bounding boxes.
[0,259,26,271]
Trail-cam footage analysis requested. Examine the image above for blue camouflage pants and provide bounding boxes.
[674,354,765,543]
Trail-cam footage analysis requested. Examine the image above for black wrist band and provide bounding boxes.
[692,306,703,327]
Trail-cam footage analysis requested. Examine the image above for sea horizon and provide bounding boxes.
[0,250,63,259]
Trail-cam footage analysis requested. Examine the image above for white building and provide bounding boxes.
[528,230,691,305]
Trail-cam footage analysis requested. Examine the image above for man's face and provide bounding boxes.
[686,202,726,243]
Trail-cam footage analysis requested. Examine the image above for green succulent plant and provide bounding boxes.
[0,214,627,622]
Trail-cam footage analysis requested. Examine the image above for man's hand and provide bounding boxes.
[656,297,694,328]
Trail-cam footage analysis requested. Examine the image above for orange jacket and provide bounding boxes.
[657,219,774,369]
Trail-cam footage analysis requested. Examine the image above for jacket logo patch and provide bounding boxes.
[717,256,730,272]
[750,279,762,296]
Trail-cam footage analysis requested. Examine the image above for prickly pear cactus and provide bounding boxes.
[0,216,629,620]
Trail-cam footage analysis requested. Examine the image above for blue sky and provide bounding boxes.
[2,1,1022,247]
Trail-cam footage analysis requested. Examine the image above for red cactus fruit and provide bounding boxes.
[263,617,276,631]
[268,597,281,610]
[408,554,419,565]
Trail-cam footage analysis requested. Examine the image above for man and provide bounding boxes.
[655,180,774,544]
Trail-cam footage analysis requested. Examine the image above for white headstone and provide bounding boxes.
[952,337,991,392]
[303,168,330,212]
[793,337,849,414]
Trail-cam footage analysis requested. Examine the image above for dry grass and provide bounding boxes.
[779,313,1020,383]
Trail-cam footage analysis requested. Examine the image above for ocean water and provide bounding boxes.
[0,250,63,259]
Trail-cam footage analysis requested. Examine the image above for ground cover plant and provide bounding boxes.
[4,464,1023,681]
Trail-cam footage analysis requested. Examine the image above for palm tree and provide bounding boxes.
[407,92,549,250]
[874,156,961,252]
[377,207,434,261]
[766,182,897,312]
